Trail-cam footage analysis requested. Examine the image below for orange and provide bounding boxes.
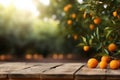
[109,60,119,70]
[87,58,98,68]
[117,60,120,68]
[73,34,78,40]
[71,13,76,19]
[83,12,86,19]
[93,17,101,24]
[117,15,120,19]
[67,20,72,25]
[64,6,69,12]
[101,56,111,63]
[63,4,72,12]
[0,55,6,60]
[83,45,90,52]
[89,24,95,30]
[58,54,64,59]
[33,54,39,60]
[99,61,108,69]
[25,54,32,60]
[108,43,117,52]
[113,11,117,17]
[53,54,58,59]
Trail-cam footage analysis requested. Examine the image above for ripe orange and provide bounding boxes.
[33,54,39,60]
[89,24,95,30]
[83,45,90,52]
[71,13,76,19]
[99,61,108,69]
[0,55,6,60]
[109,60,119,70]
[73,34,78,40]
[83,12,86,19]
[108,43,117,52]
[117,60,120,68]
[113,11,117,17]
[64,6,69,12]
[25,54,32,60]
[67,20,72,25]
[93,17,101,24]
[63,4,72,12]
[87,58,98,68]
[101,56,111,63]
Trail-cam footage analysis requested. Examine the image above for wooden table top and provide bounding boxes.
[0,62,120,80]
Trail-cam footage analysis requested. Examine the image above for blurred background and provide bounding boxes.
[1,0,120,62]
[0,0,83,62]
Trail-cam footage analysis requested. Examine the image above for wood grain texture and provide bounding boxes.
[75,65,106,80]
[41,63,84,80]
[8,63,63,80]
[106,68,120,80]
[0,62,35,72]
[1,62,120,80]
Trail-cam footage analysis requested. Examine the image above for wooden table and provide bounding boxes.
[0,62,120,80]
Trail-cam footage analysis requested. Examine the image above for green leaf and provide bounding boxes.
[106,30,112,39]
[104,27,111,31]
[96,27,99,40]
[96,43,102,51]
[103,49,109,55]
[77,43,85,47]
[81,36,87,44]
[89,38,93,45]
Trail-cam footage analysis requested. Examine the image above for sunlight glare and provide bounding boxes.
[0,0,39,16]
[39,0,50,6]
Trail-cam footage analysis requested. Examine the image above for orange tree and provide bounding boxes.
[34,0,120,59]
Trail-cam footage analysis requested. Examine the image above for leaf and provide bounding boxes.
[77,43,85,47]
[96,27,99,40]
[96,43,102,51]
[106,31,112,39]
[81,36,87,44]
[103,48,109,55]
[94,53,106,58]
[89,38,93,45]
[104,27,111,31]
[111,20,116,24]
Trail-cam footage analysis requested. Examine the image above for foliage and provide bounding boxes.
[0,4,64,55]
[34,0,120,58]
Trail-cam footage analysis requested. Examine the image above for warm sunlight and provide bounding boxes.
[0,0,50,16]
[39,0,50,5]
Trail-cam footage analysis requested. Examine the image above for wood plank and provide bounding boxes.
[0,72,8,80]
[106,68,120,80]
[8,63,63,80]
[0,62,38,80]
[0,63,12,80]
[41,63,84,80]
[0,62,36,72]
[75,65,106,80]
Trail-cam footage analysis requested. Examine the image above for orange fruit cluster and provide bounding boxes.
[87,56,120,70]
